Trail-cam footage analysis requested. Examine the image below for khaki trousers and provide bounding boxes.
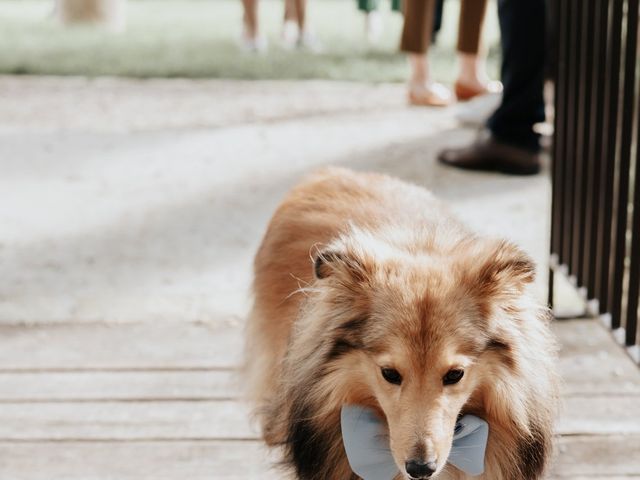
[401,0,488,54]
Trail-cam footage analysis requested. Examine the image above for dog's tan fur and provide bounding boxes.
[246,168,559,480]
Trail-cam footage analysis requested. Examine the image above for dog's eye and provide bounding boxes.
[443,369,464,385]
[381,367,402,385]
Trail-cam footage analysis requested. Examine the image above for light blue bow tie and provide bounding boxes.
[341,405,489,479]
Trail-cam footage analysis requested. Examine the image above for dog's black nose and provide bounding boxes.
[405,460,436,479]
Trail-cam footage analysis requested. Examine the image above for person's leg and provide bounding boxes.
[242,0,259,38]
[400,0,434,54]
[455,0,501,98]
[401,0,451,106]
[293,0,306,32]
[282,0,318,50]
[241,0,267,50]
[457,0,487,55]
[284,0,294,21]
[438,0,546,174]
[401,0,434,84]
[487,0,546,152]
[359,0,382,42]
[294,0,321,50]
[282,0,299,47]
[432,0,444,43]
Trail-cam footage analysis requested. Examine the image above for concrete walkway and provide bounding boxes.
[0,75,551,325]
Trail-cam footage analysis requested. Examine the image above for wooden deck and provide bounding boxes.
[0,318,638,480]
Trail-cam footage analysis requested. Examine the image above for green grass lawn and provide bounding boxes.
[0,0,500,81]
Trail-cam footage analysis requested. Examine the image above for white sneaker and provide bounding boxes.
[240,32,268,53]
[281,20,299,50]
[297,31,322,53]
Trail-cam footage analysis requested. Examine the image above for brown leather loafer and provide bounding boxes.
[438,134,541,175]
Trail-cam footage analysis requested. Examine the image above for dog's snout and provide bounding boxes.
[405,459,436,479]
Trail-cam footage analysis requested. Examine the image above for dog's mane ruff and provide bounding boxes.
[261,264,377,480]
[470,291,559,480]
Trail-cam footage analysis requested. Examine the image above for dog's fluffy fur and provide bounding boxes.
[245,168,559,480]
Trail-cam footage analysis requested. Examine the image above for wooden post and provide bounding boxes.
[56,0,126,32]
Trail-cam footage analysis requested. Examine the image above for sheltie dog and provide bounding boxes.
[245,168,559,480]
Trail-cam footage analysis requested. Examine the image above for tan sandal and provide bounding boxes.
[408,82,453,107]
[454,80,503,101]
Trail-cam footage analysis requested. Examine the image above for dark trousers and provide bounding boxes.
[487,0,547,152]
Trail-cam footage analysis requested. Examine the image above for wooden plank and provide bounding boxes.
[0,435,638,480]
[14,367,624,409]
[0,400,256,440]
[1,320,637,398]
[0,440,284,480]
[0,370,239,401]
[551,434,640,477]
[558,395,640,435]
[0,322,242,370]
[551,477,640,480]
[552,319,640,394]
[0,395,638,441]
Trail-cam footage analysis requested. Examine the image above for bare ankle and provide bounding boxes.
[409,54,429,86]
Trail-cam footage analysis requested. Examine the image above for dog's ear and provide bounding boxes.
[314,250,342,279]
[313,248,369,282]
[472,239,536,296]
